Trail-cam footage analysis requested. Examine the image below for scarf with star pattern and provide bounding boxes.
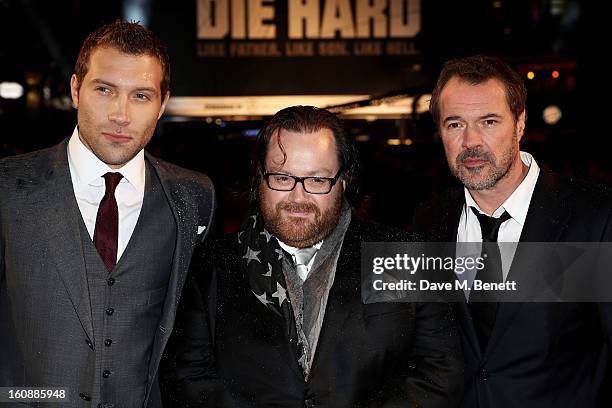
[238,211,305,368]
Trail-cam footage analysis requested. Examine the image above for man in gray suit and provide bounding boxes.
[0,21,215,407]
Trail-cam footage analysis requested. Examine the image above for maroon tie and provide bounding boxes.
[94,172,123,272]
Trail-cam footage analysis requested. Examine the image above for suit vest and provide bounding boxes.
[79,162,176,407]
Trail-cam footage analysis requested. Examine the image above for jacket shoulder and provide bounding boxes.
[412,186,463,237]
[535,169,612,220]
[414,187,463,219]
[349,219,419,242]
[147,154,214,192]
[555,172,612,204]
[0,144,62,195]
[147,154,216,228]
[0,145,58,175]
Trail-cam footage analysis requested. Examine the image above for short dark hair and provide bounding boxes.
[250,105,359,203]
[429,55,527,127]
[74,20,170,98]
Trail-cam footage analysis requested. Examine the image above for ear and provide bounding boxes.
[157,91,170,119]
[70,74,80,108]
[516,110,526,141]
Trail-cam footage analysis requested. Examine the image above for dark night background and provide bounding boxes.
[0,0,605,233]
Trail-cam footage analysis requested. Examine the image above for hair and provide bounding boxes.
[429,55,527,127]
[74,20,170,98]
[250,105,359,203]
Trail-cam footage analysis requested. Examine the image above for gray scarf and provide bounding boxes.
[281,201,352,378]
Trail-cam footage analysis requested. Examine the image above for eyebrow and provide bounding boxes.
[443,113,503,123]
[443,115,463,124]
[91,79,158,94]
[268,168,335,177]
[478,113,503,120]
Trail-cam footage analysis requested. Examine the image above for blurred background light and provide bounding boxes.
[0,82,24,99]
[543,105,562,125]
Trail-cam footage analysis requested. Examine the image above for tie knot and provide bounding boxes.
[294,247,318,267]
[103,172,123,194]
[470,207,511,242]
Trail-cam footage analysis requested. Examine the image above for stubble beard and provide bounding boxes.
[452,132,519,191]
[77,108,155,167]
[259,189,343,249]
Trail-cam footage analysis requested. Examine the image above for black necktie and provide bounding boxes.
[93,172,123,272]
[468,207,511,350]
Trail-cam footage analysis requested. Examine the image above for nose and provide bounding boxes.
[287,180,309,203]
[108,95,130,126]
[461,125,483,150]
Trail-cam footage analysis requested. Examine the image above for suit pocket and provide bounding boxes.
[146,286,168,306]
[361,303,415,353]
[129,285,168,307]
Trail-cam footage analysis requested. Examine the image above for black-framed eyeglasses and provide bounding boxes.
[263,167,343,194]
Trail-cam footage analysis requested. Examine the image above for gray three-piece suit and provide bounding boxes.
[0,139,215,407]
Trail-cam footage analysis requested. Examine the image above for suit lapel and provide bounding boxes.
[516,170,570,244]
[144,155,201,395]
[147,157,197,331]
[436,189,464,242]
[439,191,484,358]
[30,140,95,343]
[485,170,571,355]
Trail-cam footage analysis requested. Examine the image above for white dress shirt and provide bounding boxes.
[67,126,146,262]
[277,240,323,281]
[456,151,540,287]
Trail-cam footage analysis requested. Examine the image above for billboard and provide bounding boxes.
[153,0,425,97]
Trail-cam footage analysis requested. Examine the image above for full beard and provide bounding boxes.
[260,193,343,249]
[451,133,519,191]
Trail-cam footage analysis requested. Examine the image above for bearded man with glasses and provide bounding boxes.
[163,106,463,407]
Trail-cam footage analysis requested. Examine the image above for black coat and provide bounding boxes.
[163,219,464,407]
[413,169,612,408]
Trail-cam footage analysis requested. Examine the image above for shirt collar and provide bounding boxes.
[67,126,146,192]
[464,151,540,226]
[277,239,323,256]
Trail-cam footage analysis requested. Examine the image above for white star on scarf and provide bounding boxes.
[262,262,272,277]
[272,282,287,306]
[260,229,273,243]
[253,291,273,306]
[275,248,284,260]
[243,247,261,265]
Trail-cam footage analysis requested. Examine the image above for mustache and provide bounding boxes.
[456,148,494,164]
[277,201,319,215]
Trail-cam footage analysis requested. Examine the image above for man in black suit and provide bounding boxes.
[0,21,214,407]
[164,106,463,407]
[413,55,612,407]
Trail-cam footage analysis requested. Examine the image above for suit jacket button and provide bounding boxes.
[104,338,113,347]
[305,398,315,407]
[85,339,94,350]
[107,278,115,286]
[103,369,111,378]
[106,307,114,316]
[478,368,489,380]
[79,392,91,401]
